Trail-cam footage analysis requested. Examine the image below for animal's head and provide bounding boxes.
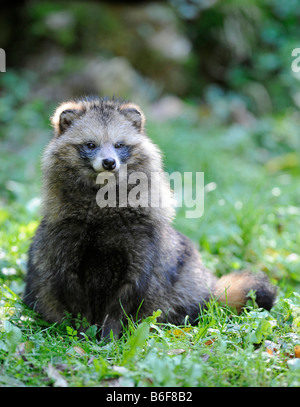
[45,97,162,181]
[42,97,174,220]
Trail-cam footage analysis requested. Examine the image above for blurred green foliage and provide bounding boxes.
[1,0,300,113]
[171,0,300,113]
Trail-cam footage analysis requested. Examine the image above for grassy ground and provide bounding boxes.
[1,72,300,387]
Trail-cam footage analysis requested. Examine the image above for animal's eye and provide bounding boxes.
[115,142,124,149]
[86,142,96,149]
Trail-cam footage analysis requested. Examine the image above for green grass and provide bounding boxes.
[2,288,300,387]
[1,72,300,387]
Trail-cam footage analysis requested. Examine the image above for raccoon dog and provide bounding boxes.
[23,97,277,337]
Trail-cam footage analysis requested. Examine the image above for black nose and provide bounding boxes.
[102,158,116,170]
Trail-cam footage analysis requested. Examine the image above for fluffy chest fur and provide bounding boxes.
[27,207,160,325]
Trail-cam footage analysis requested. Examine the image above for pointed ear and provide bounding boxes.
[119,103,145,132]
[51,102,85,136]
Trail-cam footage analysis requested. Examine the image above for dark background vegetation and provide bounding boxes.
[1,0,300,315]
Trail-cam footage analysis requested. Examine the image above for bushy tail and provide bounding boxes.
[215,271,277,313]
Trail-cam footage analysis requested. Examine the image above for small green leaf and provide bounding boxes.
[249,319,274,344]
[85,324,98,338]
[122,322,150,365]
[66,326,77,337]
[4,321,22,353]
